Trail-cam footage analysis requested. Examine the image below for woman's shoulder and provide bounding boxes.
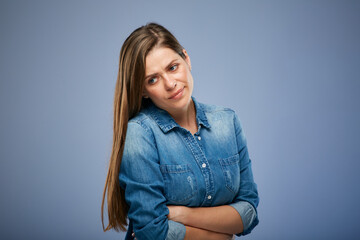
[200,102,234,112]
[197,100,237,119]
[126,109,155,135]
[128,110,150,125]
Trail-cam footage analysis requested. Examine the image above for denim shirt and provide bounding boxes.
[119,97,259,240]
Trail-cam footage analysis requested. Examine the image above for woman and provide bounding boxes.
[102,23,259,240]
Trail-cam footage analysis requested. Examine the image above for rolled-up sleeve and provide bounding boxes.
[119,121,171,240]
[166,220,186,240]
[231,113,259,236]
[229,201,257,235]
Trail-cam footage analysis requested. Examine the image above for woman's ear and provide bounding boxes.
[182,49,191,71]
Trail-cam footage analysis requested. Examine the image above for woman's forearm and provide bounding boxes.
[184,225,233,240]
[168,205,243,234]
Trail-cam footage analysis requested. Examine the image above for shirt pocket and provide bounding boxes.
[160,164,197,204]
[218,154,240,194]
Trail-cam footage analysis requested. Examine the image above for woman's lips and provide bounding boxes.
[169,87,184,99]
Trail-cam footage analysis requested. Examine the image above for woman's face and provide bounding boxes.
[143,47,193,115]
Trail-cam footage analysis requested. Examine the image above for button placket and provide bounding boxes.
[184,131,214,206]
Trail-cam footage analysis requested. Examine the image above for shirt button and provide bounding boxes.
[198,136,201,140]
[207,195,212,200]
[202,163,206,168]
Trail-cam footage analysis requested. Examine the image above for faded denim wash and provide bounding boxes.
[119,97,259,240]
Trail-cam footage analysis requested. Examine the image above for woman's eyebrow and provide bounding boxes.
[165,59,178,69]
[145,59,178,80]
[144,73,157,81]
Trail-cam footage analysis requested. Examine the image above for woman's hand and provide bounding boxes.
[167,205,189,223]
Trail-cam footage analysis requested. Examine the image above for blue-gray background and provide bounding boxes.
[1,0,359,239]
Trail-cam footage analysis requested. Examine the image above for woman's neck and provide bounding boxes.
[169,100,198,135]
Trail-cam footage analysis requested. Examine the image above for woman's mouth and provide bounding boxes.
[169,87,185,99]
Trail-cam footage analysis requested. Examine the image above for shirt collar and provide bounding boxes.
[147,96,211,133]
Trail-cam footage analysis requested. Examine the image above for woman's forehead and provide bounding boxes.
[145,47,180,72]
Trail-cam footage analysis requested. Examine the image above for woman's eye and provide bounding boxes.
[148,77,157,84]
[169,64,178,71]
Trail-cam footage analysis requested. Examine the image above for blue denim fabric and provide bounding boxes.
[119,97,259,240]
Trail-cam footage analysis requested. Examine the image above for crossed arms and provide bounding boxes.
[167,205,243,240]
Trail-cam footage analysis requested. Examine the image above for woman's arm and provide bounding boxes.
[232,113,259,235]
[184,226,233,240]
[168,205,243,234]
[133,223,234,240]
[120,122,173,240]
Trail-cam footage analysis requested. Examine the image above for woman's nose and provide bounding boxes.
[163,74,176,90]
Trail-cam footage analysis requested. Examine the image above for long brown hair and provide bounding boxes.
[101,23,186,232]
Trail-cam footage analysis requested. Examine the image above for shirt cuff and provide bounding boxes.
[229,201,256,234]
[165,220,186,240]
